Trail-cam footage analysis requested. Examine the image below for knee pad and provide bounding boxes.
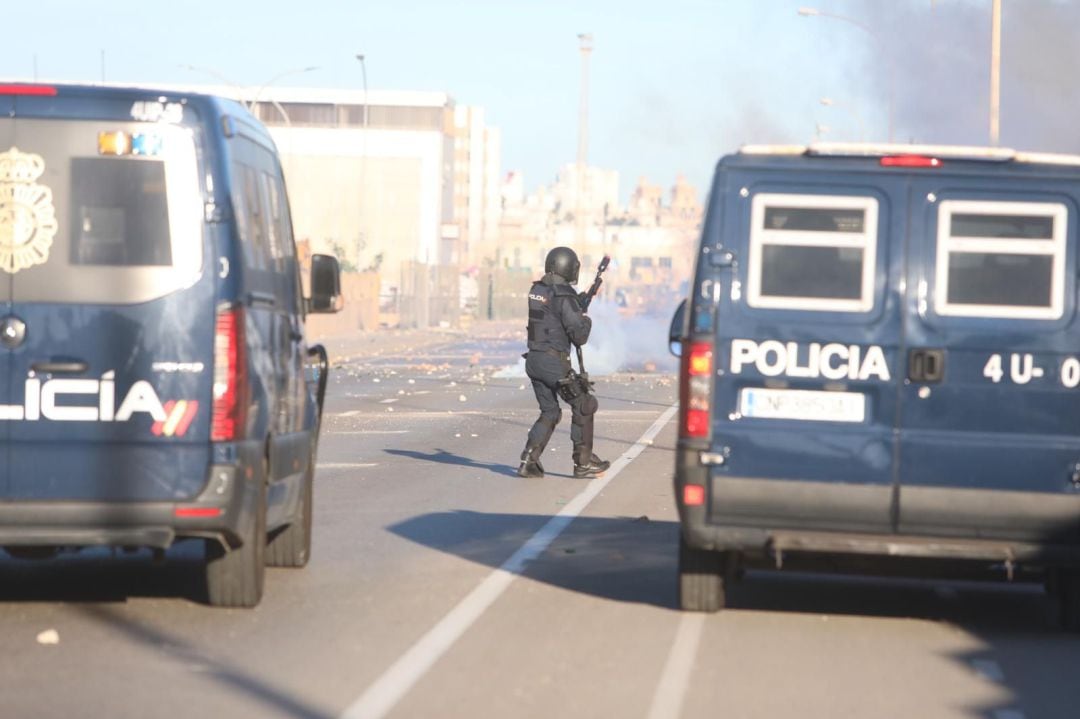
[579,395,599,416]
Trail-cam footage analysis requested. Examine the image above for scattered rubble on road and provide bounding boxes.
[36,629,59,646]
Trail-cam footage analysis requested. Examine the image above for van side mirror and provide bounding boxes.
[669,299,687,356]
[309,254,342,313]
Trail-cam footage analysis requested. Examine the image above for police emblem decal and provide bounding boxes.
[0,147,58,274]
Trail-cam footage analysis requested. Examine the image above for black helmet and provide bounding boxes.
[544,246,580,284]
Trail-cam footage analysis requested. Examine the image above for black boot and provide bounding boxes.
[518,446,545,478]
[573,453,611,478]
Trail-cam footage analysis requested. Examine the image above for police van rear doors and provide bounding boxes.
[899,170,1080,542]
[710,162,904,533]
[0,87,214,502]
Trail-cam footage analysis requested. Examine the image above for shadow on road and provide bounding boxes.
[389,510,1073,628]
[0,543,208,603]
[0,549,336,717]
[76,604,335,719]
[391,510,1080,716]
[382,448,524,478]
[391,510,680,608]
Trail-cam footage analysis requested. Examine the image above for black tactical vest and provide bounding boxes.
[526,280,574,353]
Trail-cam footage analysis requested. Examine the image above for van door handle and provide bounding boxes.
[32,360,89,374]
[908,348,945,383]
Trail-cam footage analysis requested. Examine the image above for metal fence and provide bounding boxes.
[478,267,533,322]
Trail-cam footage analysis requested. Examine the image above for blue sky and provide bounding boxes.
[5,1,1071,201]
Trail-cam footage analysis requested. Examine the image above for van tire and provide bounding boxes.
[266,452,314,568]
[205,470,267,608]
[678,535,726,612]
[1057,570,1080,632]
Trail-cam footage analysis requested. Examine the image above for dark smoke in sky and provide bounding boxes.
[844,0,1080,151]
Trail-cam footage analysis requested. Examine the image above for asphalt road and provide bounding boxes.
[2,323,1079,719]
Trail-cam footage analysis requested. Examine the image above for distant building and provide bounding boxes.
[627,176,664,227]
[551,163,620,222]
[252,87,501,292]
[496,168,703,303]
[446,105,502,268]
[665,174,703,229]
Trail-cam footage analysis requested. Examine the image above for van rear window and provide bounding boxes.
[748,193,878,312]
[69,157,172,266]
[3,118,202,304]
[935,200,1066,319]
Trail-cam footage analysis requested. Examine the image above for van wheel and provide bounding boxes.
[266,453,314,568]
[678,535,726,612]
[205,469,267,608]
[1056,570,1080,632]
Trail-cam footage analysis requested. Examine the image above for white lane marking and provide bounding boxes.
[378,398,399,404]
[340,403,679,719]
[318,463,379,469]
[328,430,411,435]
[971,659,1005,683]
[647,613,706,719]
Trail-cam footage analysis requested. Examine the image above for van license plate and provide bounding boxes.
[739,388,866,423]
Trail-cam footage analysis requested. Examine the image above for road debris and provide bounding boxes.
[458,394,467,402]
[36,629,59,645]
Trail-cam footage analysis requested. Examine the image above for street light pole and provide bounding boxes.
[355,54,369,131]
[576,33,593,247]
[798,7,895,143]
[180,64,316,123]
[179,63,245,98]
[355,53,369,269]
[250,65,319,111]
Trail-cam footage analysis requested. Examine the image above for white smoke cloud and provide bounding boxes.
[578,300,679,376]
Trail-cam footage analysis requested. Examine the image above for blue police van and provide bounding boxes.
[0,83,341,607]
[670,143,1080,629]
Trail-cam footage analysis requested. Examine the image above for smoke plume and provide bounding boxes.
[847,0,1080,151]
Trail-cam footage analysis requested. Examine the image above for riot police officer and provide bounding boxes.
[518,247,611,479]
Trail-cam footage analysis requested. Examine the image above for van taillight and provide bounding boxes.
[211,306,248,442]
[681,341,713,438]
[880,155,941,168]
[0,84,57,96]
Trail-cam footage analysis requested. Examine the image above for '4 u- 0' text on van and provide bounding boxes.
[0,83,341,607]
[670,143,1080,630]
